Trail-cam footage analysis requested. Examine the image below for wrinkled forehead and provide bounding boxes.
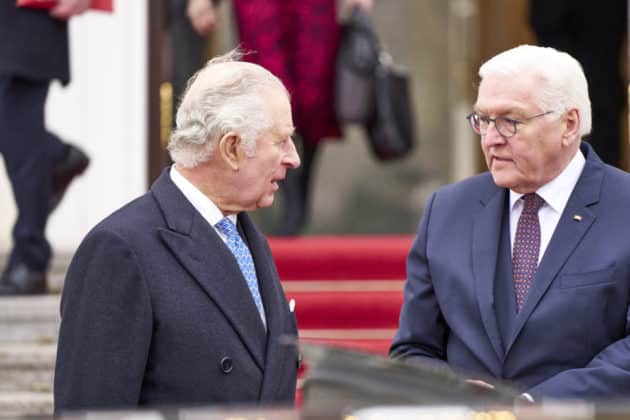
[475,72,541,114]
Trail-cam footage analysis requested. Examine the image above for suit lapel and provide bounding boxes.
[239,214,296,401]
[150,171,267,370]
[472,185,507,364]
[505,147,603,353]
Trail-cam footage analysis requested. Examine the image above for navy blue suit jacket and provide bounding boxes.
[0,3,69,84]
[54,170,298,411]
[391,143,630,399]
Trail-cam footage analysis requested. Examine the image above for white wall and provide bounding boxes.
[0,0,147,256]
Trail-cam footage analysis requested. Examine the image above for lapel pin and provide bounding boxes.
[573,214,582,222]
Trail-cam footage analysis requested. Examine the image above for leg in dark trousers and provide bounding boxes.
[0,76,64,272]
[0,76,87,294]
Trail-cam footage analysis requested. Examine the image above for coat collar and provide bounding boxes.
[150,170,270,369]
[473,182,508,367]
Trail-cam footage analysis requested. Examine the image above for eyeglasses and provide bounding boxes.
[466,111,555,138]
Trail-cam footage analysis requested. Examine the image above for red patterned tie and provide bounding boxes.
[512,193,545,311]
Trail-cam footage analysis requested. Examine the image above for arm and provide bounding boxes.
[54,229,153,412]
[527,312,630,399]
[345,0,374,12]
[390,193,451,369]
[50,0,91,20]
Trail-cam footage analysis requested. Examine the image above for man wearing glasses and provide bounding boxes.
[391,44,630,400]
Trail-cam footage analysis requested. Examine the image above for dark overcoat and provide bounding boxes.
[0,3,70,84]
[54,170,299,411]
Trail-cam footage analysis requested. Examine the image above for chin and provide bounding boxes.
[256,196,275,209]
[490,173,515,189]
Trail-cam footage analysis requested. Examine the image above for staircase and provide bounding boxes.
[0,235,411,416]
[0,261,66,418]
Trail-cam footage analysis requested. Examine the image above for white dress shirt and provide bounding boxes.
[509,149,586,264]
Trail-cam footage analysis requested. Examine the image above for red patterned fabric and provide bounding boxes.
[512,193,545,310]
[233,0,342,145]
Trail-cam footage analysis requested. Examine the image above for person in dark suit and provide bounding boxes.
[168,0,218,123]
[0,0,90,295]
[391,45,630,400]
[54,50,301,412]
[233,0,372,235]
[529,0,627,168]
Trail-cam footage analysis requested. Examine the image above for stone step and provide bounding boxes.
[0,391,53,418]
[0,343,55,393]
[0,295,60,342]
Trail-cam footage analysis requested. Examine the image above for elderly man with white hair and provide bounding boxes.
[391,44,630,400]
[54,50,301,412]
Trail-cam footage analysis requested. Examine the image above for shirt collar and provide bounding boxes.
[509,148,586,213]
[169,165,237,227]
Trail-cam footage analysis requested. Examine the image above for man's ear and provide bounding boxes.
[562,108,581,147]
[217,132,244,170]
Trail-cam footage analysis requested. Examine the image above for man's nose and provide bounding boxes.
[284,138,301,169]
[482,123,507,146]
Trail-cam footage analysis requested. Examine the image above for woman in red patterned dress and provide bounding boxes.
[233,0,373,235]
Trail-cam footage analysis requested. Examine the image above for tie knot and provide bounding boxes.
[522,193,545,213]
[215,217,238,238]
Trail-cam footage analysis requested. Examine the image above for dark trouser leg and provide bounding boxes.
[169,0,208,109]
[0,76,56,271]
[276,138,319,236]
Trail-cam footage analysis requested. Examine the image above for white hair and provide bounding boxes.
[478,44,591,137]
[168,50,289,168]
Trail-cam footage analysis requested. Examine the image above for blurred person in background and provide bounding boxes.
[233,0,373,235]
[169,0,220,122]
[0,0,90,295]
[530,0,628,168]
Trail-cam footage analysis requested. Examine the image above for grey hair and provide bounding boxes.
[168,49,289,168]
[479,44,591,137]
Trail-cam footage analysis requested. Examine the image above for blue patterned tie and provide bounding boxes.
[512,193,545,311]
[215,217,266,327]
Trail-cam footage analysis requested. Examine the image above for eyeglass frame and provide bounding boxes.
[465,110,555,138]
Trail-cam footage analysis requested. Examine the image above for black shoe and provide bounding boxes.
[0,264,47,295]
[49,144,90,213]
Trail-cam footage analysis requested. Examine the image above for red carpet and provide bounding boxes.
[268,235,413,281]
[267,235,412,355]
[267,235,413,405]
[285,291,402,329]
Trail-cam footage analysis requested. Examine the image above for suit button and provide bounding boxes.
[220,357,233,374]
[297,352,303,369]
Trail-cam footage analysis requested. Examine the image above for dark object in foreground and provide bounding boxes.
[300,342,521,416]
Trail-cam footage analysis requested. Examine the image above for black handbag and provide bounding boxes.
[366,52,416,160]
[335,8,380,124]
[335,8,416,161]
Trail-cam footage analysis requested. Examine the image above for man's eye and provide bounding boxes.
[501,117,520,125]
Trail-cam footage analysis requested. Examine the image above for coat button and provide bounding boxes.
[220,357,233,374]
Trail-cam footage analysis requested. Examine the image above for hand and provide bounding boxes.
[50,0,91,20]
[466,379,495,390]
[187,0,217,36]
[345,0,374,13]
